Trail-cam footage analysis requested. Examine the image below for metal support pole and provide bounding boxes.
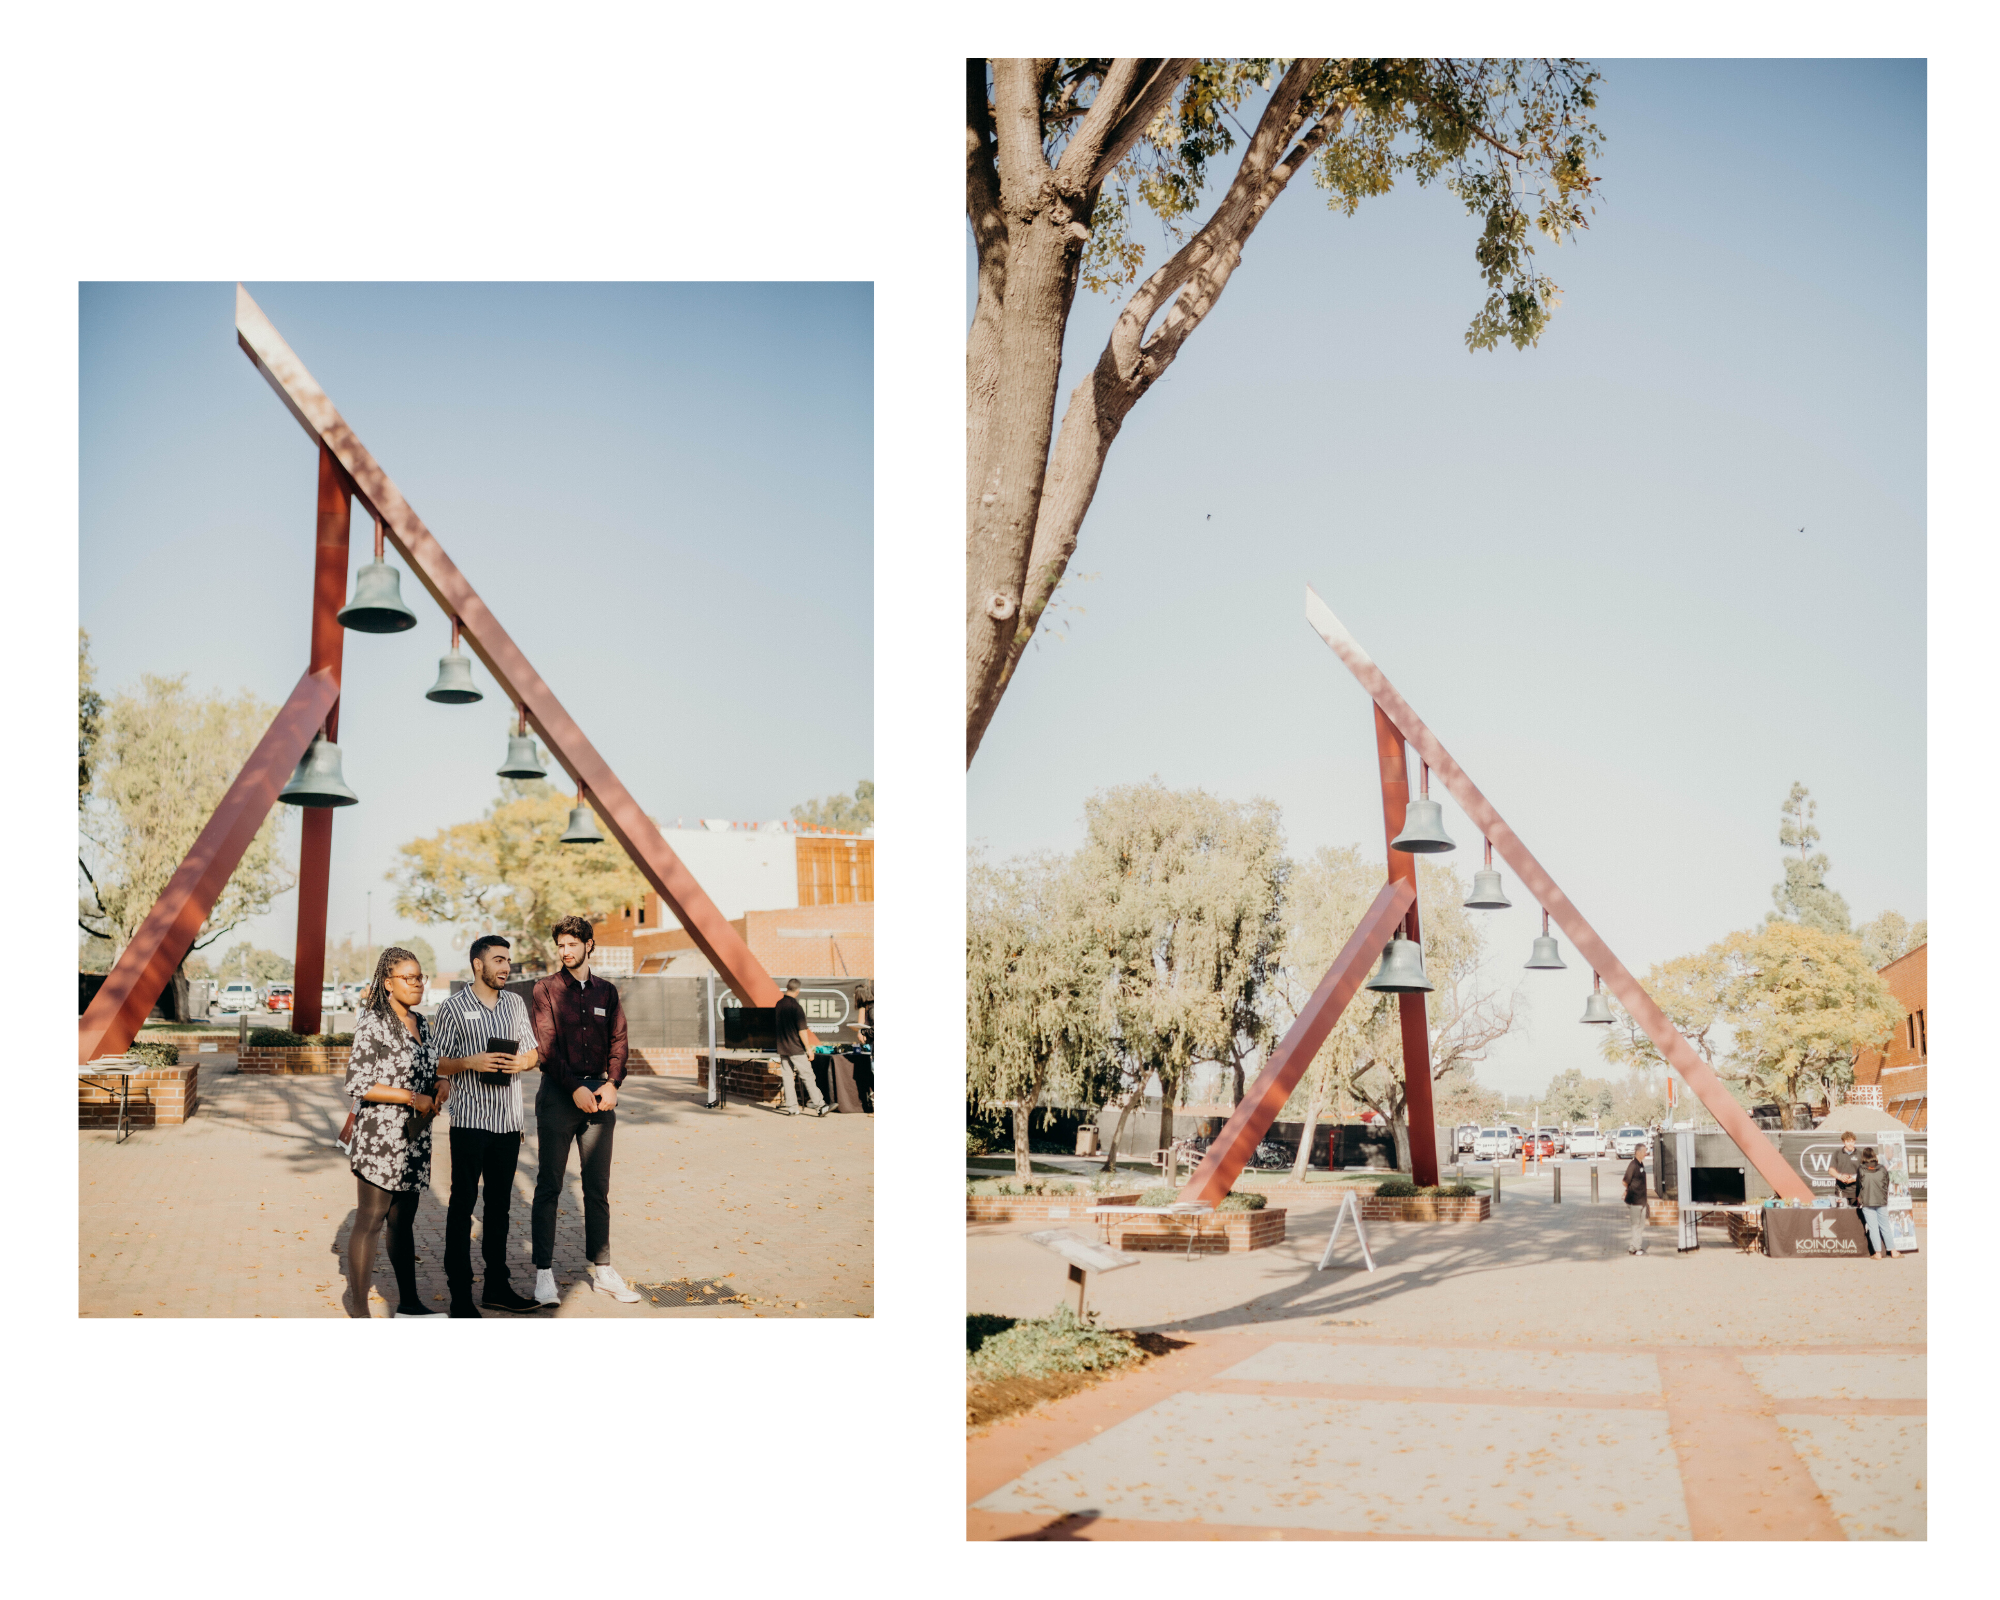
[1373,705,1440,1188]
[1591,1166,1600,1204]
[1492,1166,1501,1206]
[704,973,720,1108]
[293,445,350,1039]
[1552,1166,1562,1205]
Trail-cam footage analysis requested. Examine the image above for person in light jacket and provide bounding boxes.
[1855,1146,1901,1259]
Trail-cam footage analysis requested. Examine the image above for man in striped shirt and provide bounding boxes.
[434,935,541,1317]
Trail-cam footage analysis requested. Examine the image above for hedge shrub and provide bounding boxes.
[125,1042,180,1071]
[246,1029,354,1048]
[1374,1179,1480,1199]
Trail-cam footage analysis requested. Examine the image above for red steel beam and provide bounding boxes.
[1178,878,1415,1207]
[79,669,340,1063]
[1305,585,1812,1202]
[292,445,351,1036]
[233,285,797,1019]
[1374,704,1441,1186]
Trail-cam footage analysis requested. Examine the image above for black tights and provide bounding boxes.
[346,1175,420,1315]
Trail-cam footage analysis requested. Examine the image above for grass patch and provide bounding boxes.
[966,1302,1145,1382]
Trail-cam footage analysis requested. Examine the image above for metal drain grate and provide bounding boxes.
[639,1278,745,1307]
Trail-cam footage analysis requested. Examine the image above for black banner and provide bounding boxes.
[1762,1206,1870,1259]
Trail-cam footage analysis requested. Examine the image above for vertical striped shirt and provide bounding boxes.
[433,984,535,1133]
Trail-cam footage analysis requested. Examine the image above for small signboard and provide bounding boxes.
[1315,1190,1376,1273]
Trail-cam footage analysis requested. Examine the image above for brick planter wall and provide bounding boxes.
[1358,1195,1492,1223]
[237,1046,351,1075]
[628,1047,698,1078]
[966,1193,1141,1224]
[1646,1199,1679,1226]
[79,1062,199,1128]
[1109,1209,1287,1254]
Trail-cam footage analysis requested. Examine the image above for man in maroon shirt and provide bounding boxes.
[528,915,640,1305]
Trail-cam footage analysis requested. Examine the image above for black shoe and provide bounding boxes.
[815,1103,831,1117]
[481,1283,542,1314]
[449,1298,482,1318]
[395,1300,444,1317]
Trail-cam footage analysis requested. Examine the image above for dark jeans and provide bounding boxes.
[347,1175,419,1313]
[532,1090,616,1268]
[446,1126,522,1294]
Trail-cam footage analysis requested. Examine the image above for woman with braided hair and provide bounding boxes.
[340,946,445,1317]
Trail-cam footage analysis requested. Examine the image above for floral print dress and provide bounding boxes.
[343,1007,439,1193]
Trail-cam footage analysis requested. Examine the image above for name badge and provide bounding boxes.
[594,1007,606,1016]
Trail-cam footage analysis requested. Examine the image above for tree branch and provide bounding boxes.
[1065,58,1197,190]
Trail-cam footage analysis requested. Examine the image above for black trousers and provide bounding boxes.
[445,1126,522,1294]
[532,1091,616,1268]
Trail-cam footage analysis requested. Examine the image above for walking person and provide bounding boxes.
[773,978,827,1116]
[1827,1129,1862,1206]
[529,916,640,1305]
[1624,1136,1651,1255]
[432,935,541,1317]
[1855,1146,1901,1259]
[341,948,444,1318]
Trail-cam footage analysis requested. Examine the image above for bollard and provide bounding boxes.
[1552,1166,1562,1205]
[1492,1166,1502,1207]
[1591,1166,1600,1204]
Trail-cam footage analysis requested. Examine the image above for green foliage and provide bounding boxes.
[1768,782,1852,935]
[1065,57,1601,351]
[966,1178,1082,1197]
[966,1302,1143,1382]
[79,673,294,956]
[247,1029,353,1048]
[1543,1065,1615,1124]
[213,944,295,984]
[1137,1186,1176,1205]
[1374,1179,1477,1198]
[792,779,873,832]
[1722,921,1902,1115]
[1217,1191,1268,1211]
[126,1042,179,1070]
[1857,910,1926,970]
[389,760,652,955]
[78,628,103,808]
[1375,1178,1419,1197]
[966,1129,990,1157]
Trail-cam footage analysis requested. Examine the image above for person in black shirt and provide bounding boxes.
[773,978,827,1117]
[1623,1139,1650,1255]
[1827,1130,1862,1206]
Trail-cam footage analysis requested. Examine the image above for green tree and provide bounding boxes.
[214,943,295,983]
[1076,780,1289,1165]
[389,764,651,967]
[966,57,1603,761]
[1543,1065,1614,1125]
[792,779,873,831]
[79,629,103,807]
[1768,781,1851,935]
[967,849,1117,1178]
[79,674,295,1019]
[1856,909,1926,970]
[1274,849,1516,1176]
[1609,1067,1668,1129]
[1598,945,1731,1076]
[1722,921,1902,1127]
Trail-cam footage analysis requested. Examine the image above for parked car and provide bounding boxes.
[1610,1126,1649,1158]
[320,984,340,1012]
[265,983,293,1012]
[1524,1132,1556,1160]
[341,982,365,1008]
[1567,1128,1611,1160]
[1454,1124,1479,1153]
[1536,1126,1565,1155]
[218,980,258,1014]
[1472,1127,1513,1162]
[1506,1125,1525,1155]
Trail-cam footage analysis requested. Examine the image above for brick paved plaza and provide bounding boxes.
[968,1184,1923,1540]
[80,1057,872,1318]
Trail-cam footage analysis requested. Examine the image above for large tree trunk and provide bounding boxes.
[1099,1080,1146,1173]
[1389,1103,1413,1175]
[1010,1099,1034,1180]
[1153,1066,1183,1175]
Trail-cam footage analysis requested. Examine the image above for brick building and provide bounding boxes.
[1849,942,1927,1129]
[589,818,872,981]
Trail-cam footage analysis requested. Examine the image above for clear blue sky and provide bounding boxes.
[81,281,872,971]
[967,60,1925,1096]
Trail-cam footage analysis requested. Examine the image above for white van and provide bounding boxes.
[218,981,258,1014]
[1472,1128,1513,1161]
[1610,1126,1649,1158]
[1567,1128,1611,1160]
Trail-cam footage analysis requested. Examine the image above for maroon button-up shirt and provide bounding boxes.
[531,969,628,1096]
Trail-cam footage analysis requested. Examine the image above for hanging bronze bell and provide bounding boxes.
[1463,868,1512,910]
[560,804,605,845]
[425,650,482,704]
[1525,933,1567,970]
[1580,988,1615,1024]
[337,560,419,633]
[277,733,358,807]
[1364,936,1433,993]
[1390,795,1456,853]
[497,731,546,780]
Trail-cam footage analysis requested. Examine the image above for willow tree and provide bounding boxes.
[1275,848,1514,1176]
[966,57,1602,761]
[1075,781,1288,1165]
[966,849,1115,1178]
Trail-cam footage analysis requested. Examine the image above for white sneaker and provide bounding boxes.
[592,1264,641,1303]
[534,1267,560,1307]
